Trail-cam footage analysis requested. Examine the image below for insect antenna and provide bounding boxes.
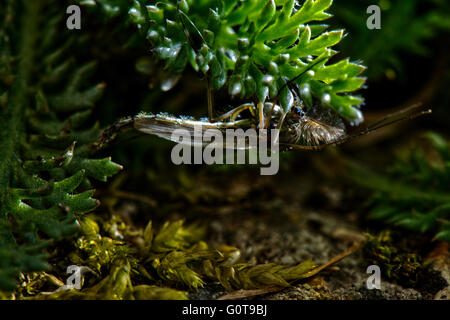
[280,106,432,151]
[177,2,215,121]
[278,56,328,94]
[354,107,432,137]
[364,103,424,131]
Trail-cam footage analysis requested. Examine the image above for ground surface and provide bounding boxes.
[122,149,448,300]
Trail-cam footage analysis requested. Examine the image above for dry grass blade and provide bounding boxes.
[217,241,361,300]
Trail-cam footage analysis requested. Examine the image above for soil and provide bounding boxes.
[122,149,449,300]
[114,140,450,300]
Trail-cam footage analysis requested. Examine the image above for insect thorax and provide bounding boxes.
[279,102,346,146]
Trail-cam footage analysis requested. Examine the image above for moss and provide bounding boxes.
[362,231,428,288]
[2,214,336,299]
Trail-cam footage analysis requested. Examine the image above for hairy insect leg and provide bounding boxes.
[257,102,266,129]
[280,144,326,151]
[264,103,276,129]
[207,77,214,121]
[272,109,290,144]
[177,3,215,121]
[211,103,255,122]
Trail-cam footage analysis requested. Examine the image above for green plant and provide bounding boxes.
[362,231,426,287]
[352,132,450,241]
[82,0,366,122]
[9,216,324,299]
[0,0,121,290]
[1,0,367,295]
[333,0,450,80]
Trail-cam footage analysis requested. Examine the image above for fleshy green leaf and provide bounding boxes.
[82,0,366,122]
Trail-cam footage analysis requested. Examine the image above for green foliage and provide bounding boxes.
[352,132,450,241]
[334,0,450,80]
[362,231,428,287]
[82,0,366,122]
[0,0,121,291]
[1,0,356,296]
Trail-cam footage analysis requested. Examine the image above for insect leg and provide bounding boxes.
[264,103,276,129]
[211,103,255,122]
[280,144,326,151]
[257,102,265,129]
[272,109,290,144]
[177,3,215,121]
[231,103,256,121]
[207,77,214,121]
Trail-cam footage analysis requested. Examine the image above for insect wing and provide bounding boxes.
[133,115,258,149]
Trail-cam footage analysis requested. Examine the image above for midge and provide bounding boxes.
[97,100,431,153]
[96,57,431,153]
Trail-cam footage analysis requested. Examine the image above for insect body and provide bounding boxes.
[97,95,352,152]
[97,95,431,153]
